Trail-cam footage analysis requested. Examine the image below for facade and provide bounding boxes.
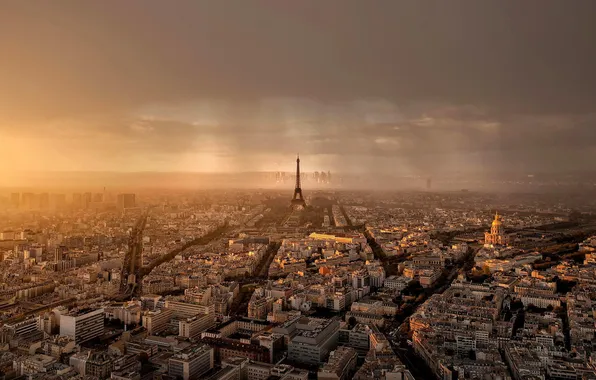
[220,358,308,380]
[59,308,104,343]
[519,294,561,309]
[339,323,372,351]
[384,275,411,291]
[419,267,442,288]
[200,336,271,364]
[105,302,142,325]
[14,354,56,377]
[168,344,214,380]
[245,361,272,380]
[287,317,340,365]
[318,346,358,380]
[202,317,272,340]
[6,317,38,338]
[117,194,136,209]
[344,311,384,328]
[142,309,173,335]
[165,300,214,319]
[42,336,77,359]
[86,352,114,378]
[125,341,158,357]
[179,313,215,339]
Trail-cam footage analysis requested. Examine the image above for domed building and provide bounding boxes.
[484,212,510,247]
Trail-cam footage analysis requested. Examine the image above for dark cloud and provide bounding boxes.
[1,1,595,173]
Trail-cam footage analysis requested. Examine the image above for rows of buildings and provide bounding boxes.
[0,186,595,379]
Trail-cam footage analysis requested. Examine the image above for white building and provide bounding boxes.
[179,313,215,339]
[59,308,104,343]
[142,309,173,335]
[168,345,214,380]
[287,317,340,365]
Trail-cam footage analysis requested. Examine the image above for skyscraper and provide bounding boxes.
[40,193,50,209]
[49,194,65,210]
[320,171,328,184]
[83,193,92,209]
[21,193,37,210]
[117,194,136,210]
[54,246,67,262]
[72,193,83,209]
[10,193,20,208]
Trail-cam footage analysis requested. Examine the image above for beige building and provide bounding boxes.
[179,313,215,339]
[168,345,214,380]
[142,309,173,335]
[59,308,104,344]
[318,346,358,380]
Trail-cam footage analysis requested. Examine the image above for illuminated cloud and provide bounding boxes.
[1,1,595,174]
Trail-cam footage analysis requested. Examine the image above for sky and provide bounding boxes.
[1,1,596,176]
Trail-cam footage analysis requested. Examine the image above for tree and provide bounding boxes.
[348,316,357,327]
[510,299,524,311]
[482,265,492,276]
[139,352,149,364]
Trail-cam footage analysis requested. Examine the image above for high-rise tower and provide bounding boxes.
[291,155,307,209]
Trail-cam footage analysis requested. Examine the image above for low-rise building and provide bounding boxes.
[168,344,214,380]
[287,317,340,365]
[318,346,358,380]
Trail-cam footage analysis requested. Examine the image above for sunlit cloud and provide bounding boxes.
[1,1,596,176]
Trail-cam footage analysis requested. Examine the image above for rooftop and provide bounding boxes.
[171,344,212,361]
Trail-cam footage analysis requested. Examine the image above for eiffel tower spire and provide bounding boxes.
[295,154,301,190]
[291,154,306,209]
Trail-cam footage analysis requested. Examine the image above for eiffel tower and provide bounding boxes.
[291,154,307,209]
